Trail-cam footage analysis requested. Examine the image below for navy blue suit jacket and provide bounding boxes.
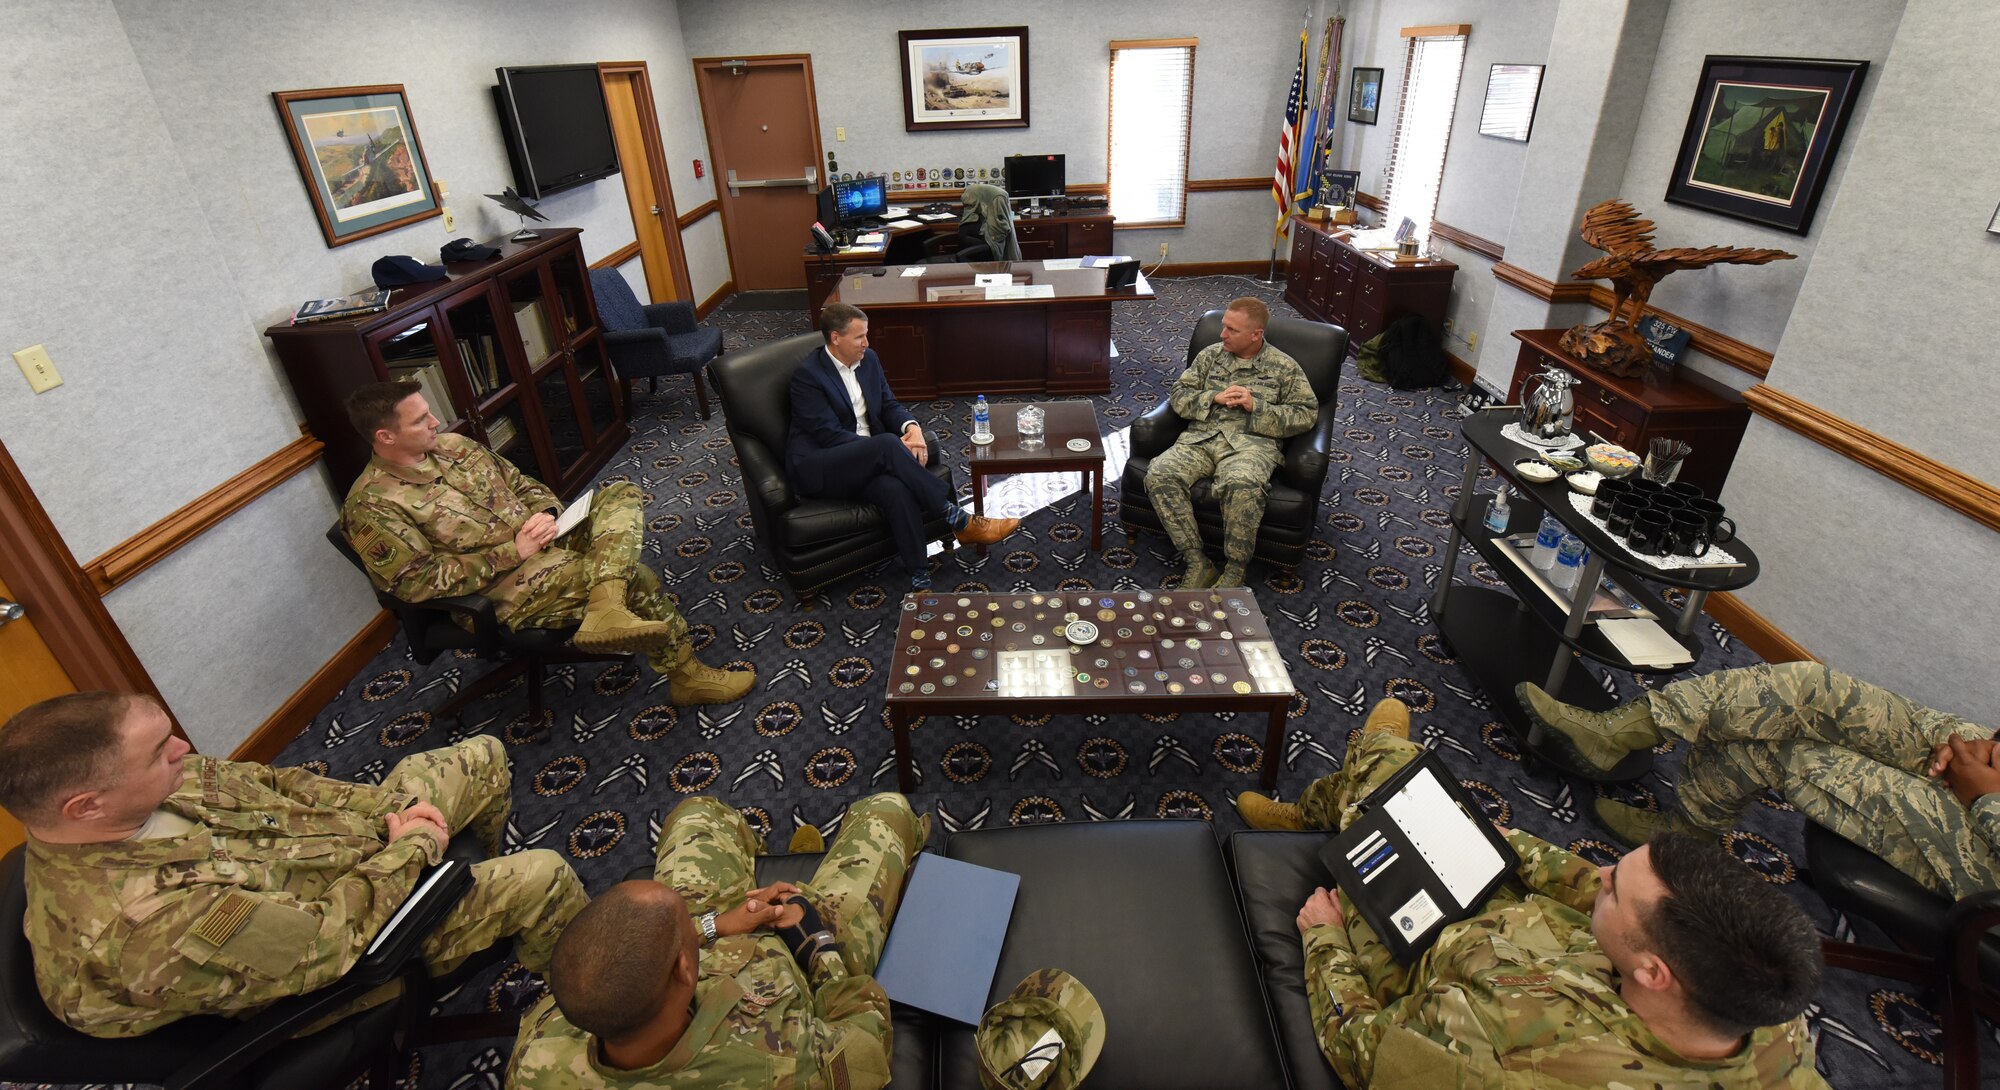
[786,347,918,476]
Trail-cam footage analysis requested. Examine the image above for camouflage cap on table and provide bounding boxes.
[975,969,1106,1090]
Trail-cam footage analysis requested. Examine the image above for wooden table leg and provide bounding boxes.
[890,706,916,791]
[973,472,989,556]
[1089,467,1103,551]
[1261,699,1286,790]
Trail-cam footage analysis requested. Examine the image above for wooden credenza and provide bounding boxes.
[804,210,1114,324]
[267,228,628,501]
[1507,328,1749,497]
[1283,216,1455,350]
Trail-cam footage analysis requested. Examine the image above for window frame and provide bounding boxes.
[1380,26,1470,241]
[1107,37,1198,229]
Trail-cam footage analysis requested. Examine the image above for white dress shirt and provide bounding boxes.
[828,348,872,437]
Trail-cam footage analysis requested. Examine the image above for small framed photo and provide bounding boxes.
[1348,67,1384,125]
[273,84,441,248]
[1479,64,1545,142]
[898,26,1029,132]
[1322,169,1361,209]
[1663,55,1869,235]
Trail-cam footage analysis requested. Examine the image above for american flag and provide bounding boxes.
[1270,29,1309,242]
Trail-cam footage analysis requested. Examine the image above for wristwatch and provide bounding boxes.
[699,910,719,947]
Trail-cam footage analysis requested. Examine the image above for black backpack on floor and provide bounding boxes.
[1372,313,1447,389]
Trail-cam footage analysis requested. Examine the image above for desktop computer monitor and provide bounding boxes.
[833,176,888,223]
[1003,154,1065,214]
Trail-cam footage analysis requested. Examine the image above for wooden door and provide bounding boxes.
[693,55,823,291]
[601,64,691,303]
[0,572,75,850]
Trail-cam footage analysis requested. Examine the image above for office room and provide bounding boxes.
[1,1,1995,1087]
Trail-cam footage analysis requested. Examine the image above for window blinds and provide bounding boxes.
[1108,40,1197,227]
[1381,33,1467,241]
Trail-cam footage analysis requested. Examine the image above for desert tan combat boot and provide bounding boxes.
[1594,799,1701,847]
[1235,791,1304,831]
[788,824,825,853]
[1180,553,1218,590]
[665,647,757,707]
[1514,683,1660,773]
[573,579,679,653]
[1213,562,1249,589]
[1361,698,1411,740]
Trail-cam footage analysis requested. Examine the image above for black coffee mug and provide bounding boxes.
[1687,498,1736,543]
[1646,494,1689,517]
[1629,510,1673,556]
[1592,478,1631,519]
[1608,494,1648,536]
[1665,481,1704,503]
[1625,478,1665,502]
[1669,511,1712,557]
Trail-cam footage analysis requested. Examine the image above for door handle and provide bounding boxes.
[726,167,819,190]
[0,598,23,626]
[650,205,662,216]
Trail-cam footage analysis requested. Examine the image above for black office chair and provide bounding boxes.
[1118,310,1349,570]
[882,229,932,267]
[588,267,723,418]
[327,525,629,721]
[1803,823,2000,1089]
[0,841,513,1090]
[707,332,956,594]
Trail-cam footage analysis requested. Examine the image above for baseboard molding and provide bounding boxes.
[694,280,735,321]
[1703,591,1816,665]
[1445,349,1477,386]
[589,241,643,270]
[1154,260,1285,278]
[232,610,397,763]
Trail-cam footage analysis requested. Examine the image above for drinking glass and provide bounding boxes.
[1017,405,1046,450]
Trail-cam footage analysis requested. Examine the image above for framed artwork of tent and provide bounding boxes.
[1664,56,1868,235]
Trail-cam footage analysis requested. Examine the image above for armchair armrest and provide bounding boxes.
[1129,400,1185,459]
[163,861,475,1090]
[641,300,698,335]
[733,436,795,513]
[1948,887,2000,976]
[1277,410,1336,492]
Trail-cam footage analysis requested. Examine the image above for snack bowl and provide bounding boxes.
[1584,443,1640,477]
[1542,451,1587,473]
[1567,469,1604,495]
[1514,459,1560,484]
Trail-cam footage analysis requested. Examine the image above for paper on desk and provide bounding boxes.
[1381,766,1506,910]
[900,266,928,277]
[1041,258,1084,270]
[916,212,958,222]
[986,284,1056,300]
[854,231,886,245]
[554,489,594,537]
[973,273,1013,287]
[883,219,925,230]
[884,205,911,218]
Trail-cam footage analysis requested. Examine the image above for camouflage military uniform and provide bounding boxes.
[1144,341,1317,565]
[24,735,585,1038]
[507,793,926,1089]
[1647,661,2000,900]
[1296,733,1826,1089]
[342,433,687,668]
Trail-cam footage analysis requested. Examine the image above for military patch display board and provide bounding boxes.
[885,590,1295,790]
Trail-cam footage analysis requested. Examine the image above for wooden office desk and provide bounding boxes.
[828,261,1154,399]
[803,209,1114,322]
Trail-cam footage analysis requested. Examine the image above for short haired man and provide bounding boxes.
[1260,701,1827,1088]
[1143,296,1318,589]
[788,303,1018,589]
[0,692,585,1038]
[341,381,751,705]
[1519,662,2000,899]
[508,792,927,1088]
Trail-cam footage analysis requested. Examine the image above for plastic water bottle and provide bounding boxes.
[1482,488,1511,535]
[973,395,991,443]
[1550,533,1588,591]
[1530,513,1564,570]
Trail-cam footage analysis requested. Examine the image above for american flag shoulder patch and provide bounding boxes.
[189,891,257,947]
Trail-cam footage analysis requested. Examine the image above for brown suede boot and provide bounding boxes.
[955,515,1020,546]
[666,648,756,707]
[573,579,679,653]
[788,824,825,853]
[1361,698,1411,740]
[1236,791,1305,830]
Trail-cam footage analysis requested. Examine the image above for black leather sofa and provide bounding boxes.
[735,820,1340,1089]
[708,331,958,593]
[1118,311,1348,571]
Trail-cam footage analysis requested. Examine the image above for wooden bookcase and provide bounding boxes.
[267,228,628,502]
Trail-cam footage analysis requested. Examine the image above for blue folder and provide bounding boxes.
[873,853,1020,1024]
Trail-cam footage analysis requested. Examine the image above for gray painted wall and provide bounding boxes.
[677,0,1317,263]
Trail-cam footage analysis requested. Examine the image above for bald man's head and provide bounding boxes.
[548,881,693,1039]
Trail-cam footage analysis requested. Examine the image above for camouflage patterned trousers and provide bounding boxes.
[387,735,588,974]
[500,481,690,672]
[1649,662,2000,900]
[1143,435,1280,565]
[653,794,926,977]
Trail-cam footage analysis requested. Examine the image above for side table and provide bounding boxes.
[968,401,1105,552]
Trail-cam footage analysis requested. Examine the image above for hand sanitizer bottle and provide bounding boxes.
[1483,488,1511,535]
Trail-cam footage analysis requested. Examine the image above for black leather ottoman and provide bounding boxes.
[1226,831,1345,1090]
[939,820,1289,1090]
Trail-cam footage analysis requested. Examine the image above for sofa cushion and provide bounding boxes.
[1227,831,1347,1090]
[940,821,1287,1090]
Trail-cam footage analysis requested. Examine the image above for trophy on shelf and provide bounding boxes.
[485,186,549,243]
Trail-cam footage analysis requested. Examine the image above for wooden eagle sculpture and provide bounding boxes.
[1558,200,1795,377]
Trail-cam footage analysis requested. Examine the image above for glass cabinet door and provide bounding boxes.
[439,282,550,480]
[366,307,469,429]
[537,364,588,477]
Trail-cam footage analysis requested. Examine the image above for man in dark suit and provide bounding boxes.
[789,302,1017,588]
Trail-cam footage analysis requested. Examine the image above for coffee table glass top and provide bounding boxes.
[887,590,1294,702]
[971,401,1102,466]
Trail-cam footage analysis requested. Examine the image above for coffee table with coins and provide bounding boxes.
[967,400,1106,552]
[884,589,1296,791]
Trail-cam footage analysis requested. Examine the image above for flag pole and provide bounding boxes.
[1257,11,1313,286]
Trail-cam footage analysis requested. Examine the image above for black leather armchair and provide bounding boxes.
[1118,310,1348,570]
[1804,822,2000,1089]
[708,332,956,594]
[327,525,627,721]
[588,267,723,418]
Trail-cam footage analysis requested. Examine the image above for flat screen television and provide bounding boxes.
[833,176,888,223]
[494,64,621,199]
[1003,154,1066,198]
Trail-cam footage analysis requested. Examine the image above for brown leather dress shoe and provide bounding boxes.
[954,515,1020,546]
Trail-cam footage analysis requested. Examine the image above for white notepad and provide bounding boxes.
[554,489,594,537]
[1597,618,1695,668]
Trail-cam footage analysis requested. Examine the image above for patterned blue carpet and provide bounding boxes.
[206,276,1989,1087]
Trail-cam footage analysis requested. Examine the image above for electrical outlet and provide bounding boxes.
[835,127,847,141]
[1466,331,1480,352]
[1442,317,1454,335]
[1158,242,1170,259]
[13,344,61,394]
